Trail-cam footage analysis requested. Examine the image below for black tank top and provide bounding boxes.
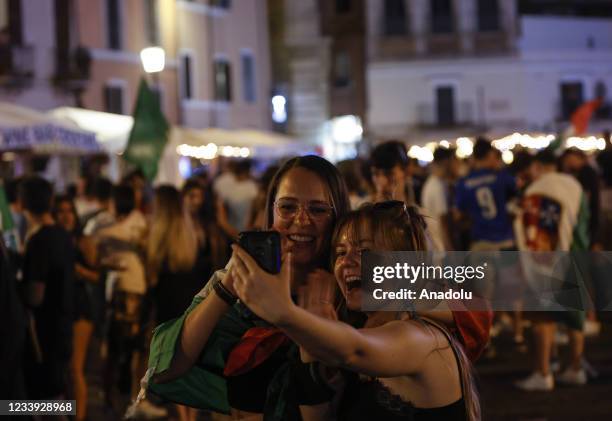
[338,318,468,421]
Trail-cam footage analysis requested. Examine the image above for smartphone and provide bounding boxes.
[238,230,282,274]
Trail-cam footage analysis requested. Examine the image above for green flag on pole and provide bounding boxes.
[0,184,14,232]
[123,77,169,181]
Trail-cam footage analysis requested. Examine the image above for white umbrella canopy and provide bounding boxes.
[0,102,99,154]
[49,107,133,154]
[171,127,311,159]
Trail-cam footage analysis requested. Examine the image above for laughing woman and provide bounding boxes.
[231,203,480,421]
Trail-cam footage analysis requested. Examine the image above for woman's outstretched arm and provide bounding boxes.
[231,245,437,378]
[153,266,237,382]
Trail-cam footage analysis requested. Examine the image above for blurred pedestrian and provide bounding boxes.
[97,185,148,407]
[248,164,280,229]
[560,148,601,249]
[148,185,204,421]
[421,147,459,251]
[82,177,114,235]
[369,141,415,204]
[514,150,589,391]
[214,159,258,237]
[20,176,75,404]
[337,159,369,209]
[53,195,99,421]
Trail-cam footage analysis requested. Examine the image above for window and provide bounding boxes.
[333,50,351,88]
[0,0,23,45]
[383,0,406,36]
[214,59,231,102]
[336,0,350,14]
[431,0,454,34]
[144,0,159,45]
[210,0,230,9]
[241,53,256,103]
[106,0,122,50]
[104,84,124,114]
[477,0,499,32]
[180,54,193,99]
[560,82,584,120]
[54,0,71,76]
[436,86,455,126]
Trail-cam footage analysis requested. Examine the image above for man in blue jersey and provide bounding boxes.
[455,138,523,353]
[455,138,517,250]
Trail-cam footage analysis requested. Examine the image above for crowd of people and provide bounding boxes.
[0,133,611,420]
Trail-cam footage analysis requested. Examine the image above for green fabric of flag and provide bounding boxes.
[0,185,14,231]
[123,77,169,181]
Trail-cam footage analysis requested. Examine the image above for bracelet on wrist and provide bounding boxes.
[213,280,237,306]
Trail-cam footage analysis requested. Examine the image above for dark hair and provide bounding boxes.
[473,137,493,160]
[560,147,586,161]
[259,164,280,191]
[182,178,205,196]
[123,168,145,184]
[52,194,81,236]
[233,159,253,176]
[433,146,456,163]
[337,159,364,193]
[112,185,135,217]
[370,141,408,170]
[19,176,53,215]
[83,176,96,197]
[93,177,113,202]
[264,155,351,231]
[509,150,533,175]
[533,149,556,165]
[5,178,21,204]
[65,183,78,201]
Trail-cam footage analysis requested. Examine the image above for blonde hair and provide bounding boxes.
[147,185,197,283]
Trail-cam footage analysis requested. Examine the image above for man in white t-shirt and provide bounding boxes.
[421,147,459,251]
[213,159,258,236]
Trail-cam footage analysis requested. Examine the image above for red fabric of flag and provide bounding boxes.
[224,327,290,376]
[571,99,602,136]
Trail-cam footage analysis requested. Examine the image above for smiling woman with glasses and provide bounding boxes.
[142,155,350,420]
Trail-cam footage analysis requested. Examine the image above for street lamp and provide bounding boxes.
[140,46,165,88]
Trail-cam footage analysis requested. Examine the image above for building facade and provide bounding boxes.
[366,0,612,144]
[0,0,272,131]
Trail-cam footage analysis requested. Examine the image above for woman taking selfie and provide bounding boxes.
[144,155,351,420]
[231,203,480,421]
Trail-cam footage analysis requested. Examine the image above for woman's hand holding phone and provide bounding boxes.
[231,244,295,325]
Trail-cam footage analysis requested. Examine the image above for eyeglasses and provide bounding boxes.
[274,199,334,221]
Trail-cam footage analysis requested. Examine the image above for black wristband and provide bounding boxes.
[213,280,237,306]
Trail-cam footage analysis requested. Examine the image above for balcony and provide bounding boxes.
[0,44,35,89]
[474,31,511,54]
[375,36,418,61]
[416,101,475,128]
[53,46,91,93]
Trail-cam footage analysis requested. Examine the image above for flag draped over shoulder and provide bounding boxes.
[123,77,169,181]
